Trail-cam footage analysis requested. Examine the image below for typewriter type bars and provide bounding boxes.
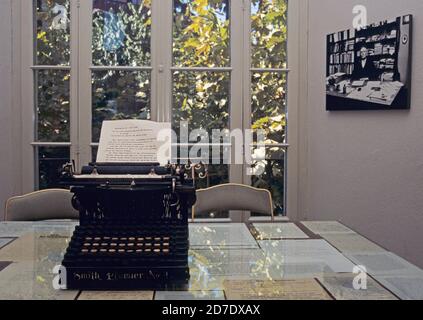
[60,163,196,290]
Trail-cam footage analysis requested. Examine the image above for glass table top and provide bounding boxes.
[0,221,421,300]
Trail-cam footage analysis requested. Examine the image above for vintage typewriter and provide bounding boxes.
[60,162,196,290]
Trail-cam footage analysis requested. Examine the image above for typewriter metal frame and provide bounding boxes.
[60,162,196,290]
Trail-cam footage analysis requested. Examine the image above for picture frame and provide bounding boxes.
[326,15,413,111]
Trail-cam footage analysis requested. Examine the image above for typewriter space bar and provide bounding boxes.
[73,174,167,180]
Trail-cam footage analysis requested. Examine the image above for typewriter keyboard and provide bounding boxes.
[63,224,189,267]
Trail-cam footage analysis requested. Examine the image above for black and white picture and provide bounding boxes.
[326,15,412,111]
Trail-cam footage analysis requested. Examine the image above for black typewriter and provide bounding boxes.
[60,162,196,290]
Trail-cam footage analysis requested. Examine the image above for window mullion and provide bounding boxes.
[69,0,80,168]
[150,0,159,122]
[227,0,247,222]
[22,0,37,193]
[153,0,173,123]
[242,0,252,187]
[77,0,93,170]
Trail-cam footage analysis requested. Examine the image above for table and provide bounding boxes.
[326,80,408,110]
[0,221,422,300]
[327,80,404,106]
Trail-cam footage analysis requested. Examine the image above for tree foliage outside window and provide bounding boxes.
[36,0,70,66]
[251,0,287,215]
[92,0,152,142]
[36,0,72,189]
[92,0,152,66]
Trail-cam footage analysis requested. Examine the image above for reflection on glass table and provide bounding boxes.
[0,221,422,300]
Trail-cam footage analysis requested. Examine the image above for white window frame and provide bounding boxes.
[18,0,303,221]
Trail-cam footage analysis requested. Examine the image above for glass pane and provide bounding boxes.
[92,0,151,66]
[92,70,151,142]
[251,72,286,144]
[173,0,230,67]
[37,147,70,190]
[251,0,287,69]
[36,69,70,142]
[35,0,71,65]
[175,145,230,184]
[251,147,285,217]
[92,147,98,163]
[173,71,230,141]
[196,164,229,189]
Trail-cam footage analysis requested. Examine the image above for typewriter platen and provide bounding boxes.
[60,162,196,290]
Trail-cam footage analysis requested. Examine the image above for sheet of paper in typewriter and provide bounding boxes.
[97,120,171,165]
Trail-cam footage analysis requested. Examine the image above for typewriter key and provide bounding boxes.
[154,237,161,241]
[163,249,170,254]
[92,243,99,247]
[94,237,101,241]
[112,237,118,241]
[127,250,134,253]
[154,249,160,253]
[101,243,108,246]
[163,237,170,241]
[109,249,116,253]
[127,243,134,247]
[100,249,107,253]
[129,237,135,241]
[83,243,91,247]
[110,243,117,247]
[163,242,170,247]
[136,249,143,253]
[90,249,98,253]
[81,249,89,253]
[85,237,93,241]
[154,243,161,247]
[145,237,152,241]
[145,243,152,247]
[103,237,111,240]
[136,243,143,247]
[137,237,144,241]
[120,237,128,241]
[119,243,126,247]
[118,249,125,253]
[145,248,152,253]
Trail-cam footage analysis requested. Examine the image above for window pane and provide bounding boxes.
[35,0,71,65]
[37,147,70,190]
[173,0,230,67]
[92,146,98,163]
[196,164,229,189]
[175,145,230,186]
[92,70,151,142]
[173,71,230,141]
[251,72,286,144]
[251,147,285,217]
[251,0,287,69]
[92,0,151,66]
[36,69,70,142]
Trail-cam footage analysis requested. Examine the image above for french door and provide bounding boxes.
[23,0,295,222]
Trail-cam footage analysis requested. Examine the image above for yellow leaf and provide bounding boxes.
[37,31,46,40]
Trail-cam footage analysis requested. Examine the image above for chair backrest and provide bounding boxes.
[4,189,79,221]
[192,184,274,220]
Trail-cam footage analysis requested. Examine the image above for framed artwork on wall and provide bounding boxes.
[326,14,412,111]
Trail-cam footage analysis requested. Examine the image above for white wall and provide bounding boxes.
[0,0,15,221]
[303,0,423,268]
